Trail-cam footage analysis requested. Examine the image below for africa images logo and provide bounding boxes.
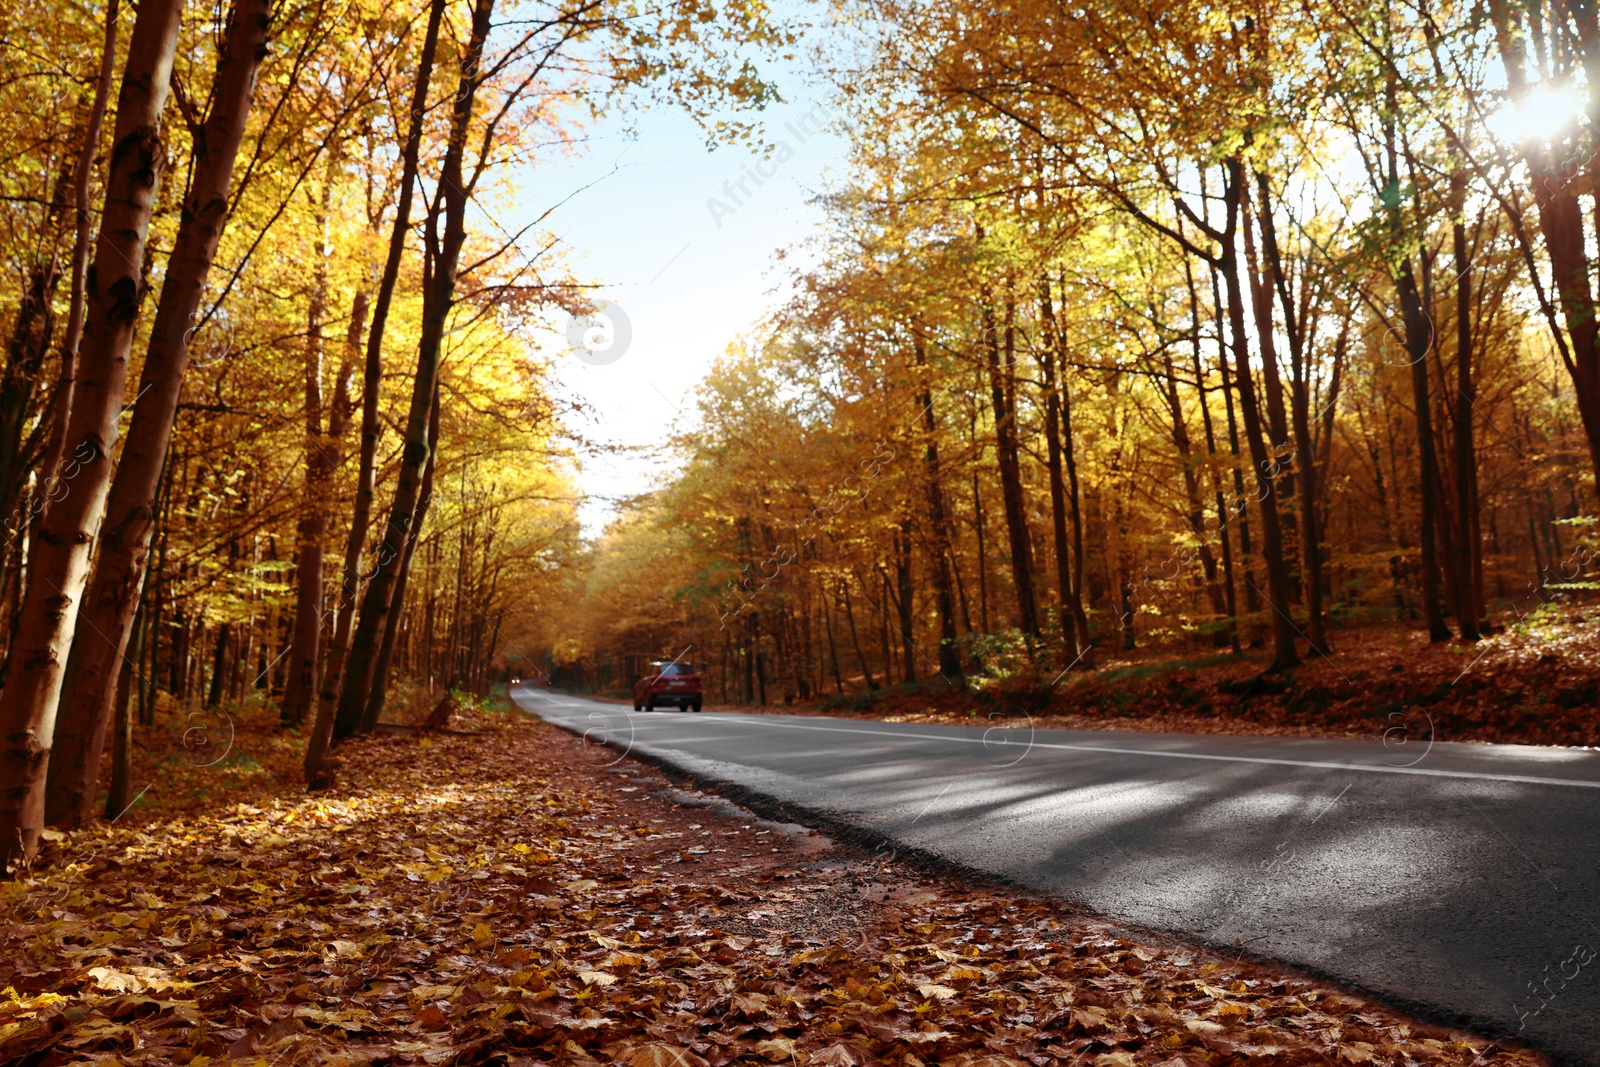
[566,300,632,366]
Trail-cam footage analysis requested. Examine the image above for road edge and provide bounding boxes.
[512,686,1575,1067]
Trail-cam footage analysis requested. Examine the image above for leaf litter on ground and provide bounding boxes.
[0,711,1547,1066]
[724,612,1600,750]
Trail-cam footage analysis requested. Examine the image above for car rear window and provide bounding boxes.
[656,663,694,676]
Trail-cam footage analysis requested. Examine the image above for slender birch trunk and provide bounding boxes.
[43,0,274,831]
[38,0,122,506]
[0,0,186,866]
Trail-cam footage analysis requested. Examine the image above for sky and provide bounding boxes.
[507,54,853,535]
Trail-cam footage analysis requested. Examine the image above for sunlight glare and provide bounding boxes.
[1487,82,1586,144]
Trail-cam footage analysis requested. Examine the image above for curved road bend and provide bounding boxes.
[511,686,1600,1065]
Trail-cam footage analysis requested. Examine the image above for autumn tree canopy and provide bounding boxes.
[565,0,1599,706]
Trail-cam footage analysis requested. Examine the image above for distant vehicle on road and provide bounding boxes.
[633,661,702,712]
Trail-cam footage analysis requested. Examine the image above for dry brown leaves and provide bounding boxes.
[0,716,1545,1067]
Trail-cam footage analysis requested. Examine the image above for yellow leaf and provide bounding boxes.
[328,939,362,958]
[1337,1043,1378,1064]
[86,965,142,993]
[577,970,617,987]
[1071,1005,1112,1032]
[810,1045,870,1067]
[423,865,452,883]
[624,1044,709,1067]
[472,922,494,943]
[917,983,957,1001]
[751,1038,802,1062]
[1094,1055,1137,1067]
[564,878,599,893]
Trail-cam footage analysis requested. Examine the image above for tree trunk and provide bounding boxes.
[0,0,185,865]
[335,0,494,738]
[971,467,990,633]
[1395,263,1453,642]
[910,332,961,680]
[42,0,274,831]
[1254,173,1329,654]
[206,621,232,708]
[1452,176,1483,639]
[982,296,1040,638]
[104,637,135,820]
[1219,157,1299,671]
[0,143,78,522]
[842,579,874,690]
[1180,257,1235,648]
[1056,327,1094,666]
[1161,345,1228,634]
[359,380,440,731]
[1036,277,1087,661]
[894,522,916,683]
[39,0,122,506]
[308,0,447,762]
[281,161,344,726]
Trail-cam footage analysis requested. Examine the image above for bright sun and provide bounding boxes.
[1487,82,1587,144]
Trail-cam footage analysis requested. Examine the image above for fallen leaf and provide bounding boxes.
[810,1042,873,1067]
[624,1044,710,1067]
[1071,1005,1112,1032]
[1093,1055,1137,1067]
[752,1037,804,1062]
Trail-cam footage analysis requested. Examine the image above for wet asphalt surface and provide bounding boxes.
[511,685,1600,1064]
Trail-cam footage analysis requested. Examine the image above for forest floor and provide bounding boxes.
[681,605,1600,749]
[1,705,1551,1066]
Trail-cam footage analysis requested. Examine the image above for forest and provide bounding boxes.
[568,0,1600,713]
[4,0,1600,1063]
[0,0,1598,861]
[0,0,789,866]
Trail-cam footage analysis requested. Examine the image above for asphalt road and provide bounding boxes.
[510,686,1600,1064]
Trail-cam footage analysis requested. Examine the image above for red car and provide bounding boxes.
[633,661,703,712]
